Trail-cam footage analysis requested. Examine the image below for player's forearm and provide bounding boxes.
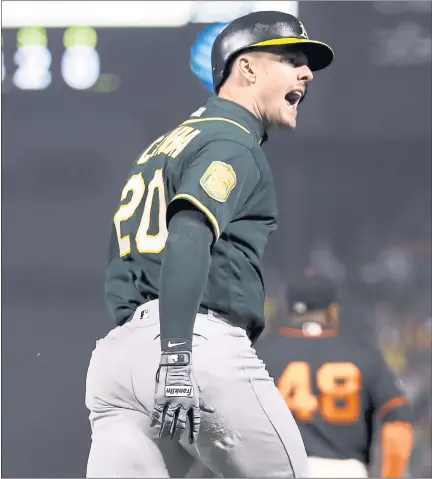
[380,422,414,478]
[159,208,213,352]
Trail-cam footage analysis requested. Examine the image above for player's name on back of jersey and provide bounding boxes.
[137,126,200,165]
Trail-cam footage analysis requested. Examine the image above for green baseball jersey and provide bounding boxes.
[106,97,278,337]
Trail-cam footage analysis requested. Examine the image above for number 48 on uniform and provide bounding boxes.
[278,361,362,424]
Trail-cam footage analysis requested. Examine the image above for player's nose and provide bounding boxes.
[298,65,313,83]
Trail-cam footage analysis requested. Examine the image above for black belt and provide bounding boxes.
[141,294,257,343]
[142,294,209,315]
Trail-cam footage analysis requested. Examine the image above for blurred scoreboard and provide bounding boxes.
[2,26,102,91]
[1,1,298,92]
[1,1,431,141]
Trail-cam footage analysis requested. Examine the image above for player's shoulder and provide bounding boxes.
[183,106,258,152]
[347,338,384,360]
[256,331,287,348]
[333,336,387,372]
[256,331,307,360]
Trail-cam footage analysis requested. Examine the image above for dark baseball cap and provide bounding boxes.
[286,274,338,314]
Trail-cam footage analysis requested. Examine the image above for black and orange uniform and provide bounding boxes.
[256,275,413,478]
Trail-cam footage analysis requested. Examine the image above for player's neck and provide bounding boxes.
[218,87,264,125]
[291,311,338,328]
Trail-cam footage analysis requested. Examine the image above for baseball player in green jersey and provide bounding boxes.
[85,11,334,478]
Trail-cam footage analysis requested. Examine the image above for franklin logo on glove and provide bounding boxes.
[165,385,193,397]
[150,349,214,443]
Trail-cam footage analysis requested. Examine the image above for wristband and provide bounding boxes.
[161,338,193,353]
[160,351,191,367]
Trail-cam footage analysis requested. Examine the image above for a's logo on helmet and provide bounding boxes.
[190,23,228,93]
[299,21,309,40]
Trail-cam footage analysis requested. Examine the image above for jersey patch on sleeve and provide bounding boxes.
[199,161,237,203]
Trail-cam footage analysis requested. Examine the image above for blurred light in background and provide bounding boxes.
[373,22,431,66]
[2,1,299,92]
[190,23,227,93]
[61,27,100,90]
[2,1,298,27]
[372,0,431,15]
[371,1,431,66]
[3,26,115,91]
[2,37,5,82]
[13,27,52,90]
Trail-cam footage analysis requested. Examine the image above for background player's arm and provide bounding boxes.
[159,140,260,351]
[369,350,414,478]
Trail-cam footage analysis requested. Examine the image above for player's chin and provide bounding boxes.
[279,111,297,130]
[275,103,297,129]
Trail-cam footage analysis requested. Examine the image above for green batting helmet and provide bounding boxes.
[211,11,334,93]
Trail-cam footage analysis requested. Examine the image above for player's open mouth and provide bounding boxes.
[285,90,303,110]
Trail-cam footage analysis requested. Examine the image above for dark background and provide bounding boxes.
[2,2,431,477]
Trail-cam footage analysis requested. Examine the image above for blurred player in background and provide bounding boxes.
[256,273,414,478]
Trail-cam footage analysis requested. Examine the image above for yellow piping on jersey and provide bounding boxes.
[182,117,250,135]
[171,194,221,240]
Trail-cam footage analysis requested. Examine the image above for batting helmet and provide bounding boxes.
[211,11,334,93]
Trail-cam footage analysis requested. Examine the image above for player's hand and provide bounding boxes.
[150,350,214,444]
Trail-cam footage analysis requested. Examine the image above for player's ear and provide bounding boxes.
[236,53,258,85]
[327,303,340,327]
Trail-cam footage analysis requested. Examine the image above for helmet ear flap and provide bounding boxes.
[215,55,235,93]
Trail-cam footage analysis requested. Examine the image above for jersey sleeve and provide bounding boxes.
[369,350,412,423]
[167,140,260,240]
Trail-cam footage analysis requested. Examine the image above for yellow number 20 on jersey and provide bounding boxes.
[113,169,168,256]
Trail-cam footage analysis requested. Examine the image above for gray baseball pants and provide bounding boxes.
[85,299,309,478]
